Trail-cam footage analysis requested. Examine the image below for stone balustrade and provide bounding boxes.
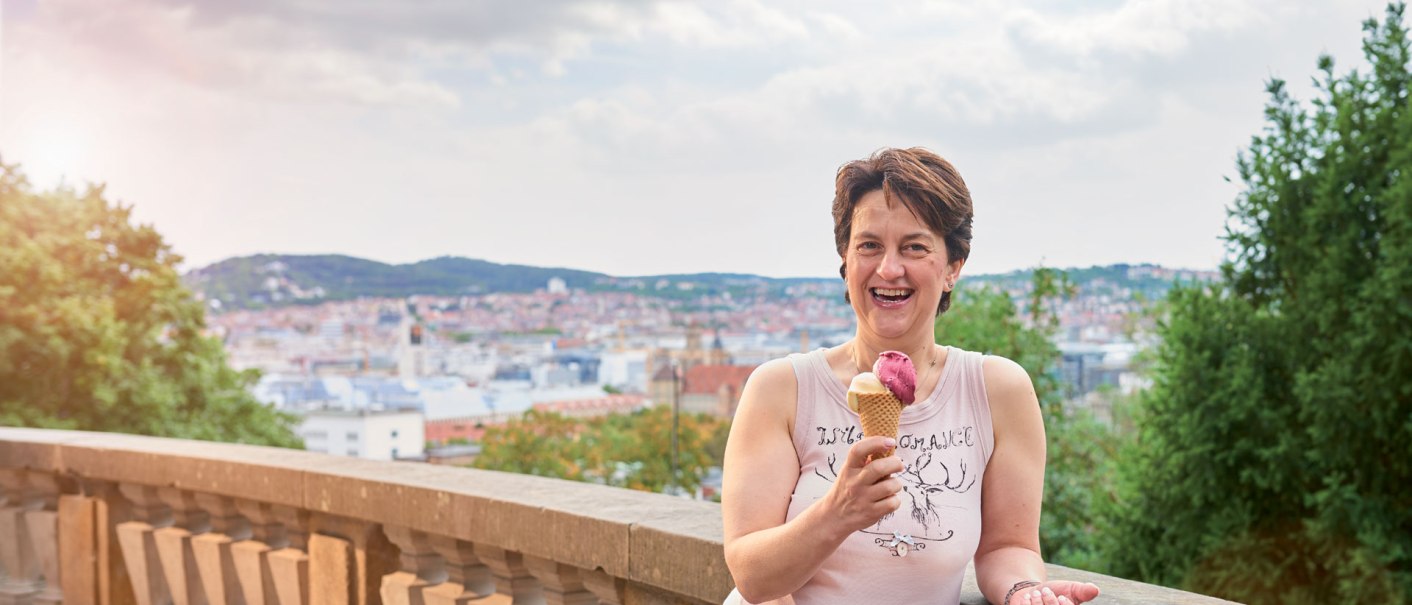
[0,428,1238,605]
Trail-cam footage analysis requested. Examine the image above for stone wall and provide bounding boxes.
[0,428,1238,605]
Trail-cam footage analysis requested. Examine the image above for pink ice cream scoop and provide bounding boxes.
[872,350,917,405]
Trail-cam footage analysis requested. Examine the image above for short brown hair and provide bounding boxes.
[832,147,974,315]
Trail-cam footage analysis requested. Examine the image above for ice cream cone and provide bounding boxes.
[856,391,903,459]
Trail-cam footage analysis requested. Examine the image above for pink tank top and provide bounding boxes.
[781,347,994,604]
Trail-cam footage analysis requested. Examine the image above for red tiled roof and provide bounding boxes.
[531,394,646,412]
[682,364,757,395]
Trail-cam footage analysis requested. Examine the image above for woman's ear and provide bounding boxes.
[947,259,966,289]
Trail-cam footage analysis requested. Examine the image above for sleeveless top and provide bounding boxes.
[775,347,994,605]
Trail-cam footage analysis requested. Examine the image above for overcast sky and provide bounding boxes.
[0,0,1393,278]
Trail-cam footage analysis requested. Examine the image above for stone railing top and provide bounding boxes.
[0,427,1238,605]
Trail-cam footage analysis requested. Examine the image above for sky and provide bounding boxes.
[0,0,1394,278]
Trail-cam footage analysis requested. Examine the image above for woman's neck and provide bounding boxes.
[849,333,937,374]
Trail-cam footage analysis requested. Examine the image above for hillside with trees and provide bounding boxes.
[186,250,1213,312]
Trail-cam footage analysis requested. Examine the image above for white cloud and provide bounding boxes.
[7,0,463,109]
[0,0,1395,276]
[1005,0,1274,58]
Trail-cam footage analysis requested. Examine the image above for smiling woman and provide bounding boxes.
[720,148,1101,605]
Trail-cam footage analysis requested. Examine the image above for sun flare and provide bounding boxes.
[22,122,88,187]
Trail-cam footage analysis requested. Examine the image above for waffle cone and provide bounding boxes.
[855,391,903,459]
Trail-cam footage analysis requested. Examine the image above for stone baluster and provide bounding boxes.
[231,500,288,605]
[307,515,397,605]
[153,488,211,605]
[56,485,102,604]
[22,472,62,605]
[0,469,43,605]
[190,495,250,605]
[114,484,175,605]
[422,536,493,605]
[267,507,309,605]
[379,526,446,605]
[580,569,625,605]
[77,479,138,605]
[472,545,542,604]
[523,557,596,605]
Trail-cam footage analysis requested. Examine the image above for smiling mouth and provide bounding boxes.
[871,288,914,304]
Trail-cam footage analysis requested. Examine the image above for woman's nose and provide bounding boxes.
[876,251,905,281]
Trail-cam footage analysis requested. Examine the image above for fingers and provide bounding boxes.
[873,493,903,517]
[1046,581,1100,603]
[1021,582,1101,605]
[860,455,905,484]
[844,436,897,471]
[867,476,904,501]
[1019,586,1067,605]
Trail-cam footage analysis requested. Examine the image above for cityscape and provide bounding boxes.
[202,256,1217,495]
[5,1,1408,602]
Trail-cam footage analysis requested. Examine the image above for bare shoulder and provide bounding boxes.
[746,356,798,390]
[736,356,799,419]
[980,355,1041,426]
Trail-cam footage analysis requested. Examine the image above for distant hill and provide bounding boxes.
[184,253,1217,310]
[185,254,613,309]
[962,263,1219,302]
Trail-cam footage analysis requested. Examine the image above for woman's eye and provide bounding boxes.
[859,242,880,250]
[907,244,928,252]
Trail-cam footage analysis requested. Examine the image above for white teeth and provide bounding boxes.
[873,288,911,297]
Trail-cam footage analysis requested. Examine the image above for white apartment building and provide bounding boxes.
[597,350,648,392]
[299,410,425,461]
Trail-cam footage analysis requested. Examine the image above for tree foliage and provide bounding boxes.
[1100,6,1412,602]
[937,268,1119,570]
[0,162,301,447]
[473,405,729,494]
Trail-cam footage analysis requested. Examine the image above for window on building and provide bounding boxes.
[347,449,359,457]
[391,429,399,439]
[347,431,358,440]
[391,448,399,459]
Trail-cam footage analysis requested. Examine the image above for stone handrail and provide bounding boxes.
[0,427,1238,605]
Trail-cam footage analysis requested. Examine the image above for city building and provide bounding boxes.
[299,409,425,461]
[679,364,757,417]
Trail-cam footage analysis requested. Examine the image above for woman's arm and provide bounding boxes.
[974,356,1099,605]
[722,358,903,604]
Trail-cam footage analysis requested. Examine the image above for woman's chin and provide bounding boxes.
[858,316,922,341]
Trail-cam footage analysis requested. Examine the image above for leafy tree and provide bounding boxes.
[471,409,588,480]
[0,162,301,447]
[1100,6,1412,602]
[936,269,1120,570]
[473,405,729,494]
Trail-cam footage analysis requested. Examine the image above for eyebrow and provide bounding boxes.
[854,230,937,241]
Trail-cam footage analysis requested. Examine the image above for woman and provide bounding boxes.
[722,148,1101,605]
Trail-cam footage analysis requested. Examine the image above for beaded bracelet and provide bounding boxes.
[1003,580,1042,605]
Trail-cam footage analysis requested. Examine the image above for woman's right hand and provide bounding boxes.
[821,436,906,533]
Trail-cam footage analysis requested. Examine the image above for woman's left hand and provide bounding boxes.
[1012,581,1100,605]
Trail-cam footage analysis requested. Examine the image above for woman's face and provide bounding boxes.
[843,189,963,342]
